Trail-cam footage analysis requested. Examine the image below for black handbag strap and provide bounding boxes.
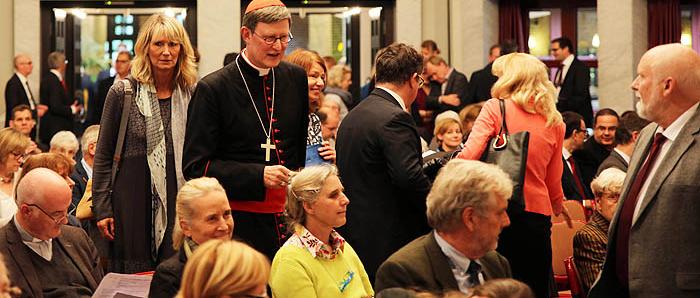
[493,99,509,149]
[111,79,133,184]
[497,99,510,136]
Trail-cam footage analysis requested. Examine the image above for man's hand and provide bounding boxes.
[97,217,115,240]
[439,94,460,106]
[318,141,336,163]
[264,165,292,189]
[36,104,48,117]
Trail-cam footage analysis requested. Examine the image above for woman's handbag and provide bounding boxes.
[479,99,529,212]
[75,79,134,220]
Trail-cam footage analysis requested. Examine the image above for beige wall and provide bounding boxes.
[0,0,13,125]
[422,0,449,62]
[197,0,239,78]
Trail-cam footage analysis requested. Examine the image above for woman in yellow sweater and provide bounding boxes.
[269,164,373,297]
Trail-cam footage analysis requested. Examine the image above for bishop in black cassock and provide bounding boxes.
[183,48,308,259]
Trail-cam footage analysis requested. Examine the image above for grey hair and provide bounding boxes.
[285,164,337,230]
[590,168,626,198]
[47,51,65,69]
[426,159,513,232]
[80,125,100,152]
[242,5,291,33]
[49,131,79,151]
[172,177,228,250]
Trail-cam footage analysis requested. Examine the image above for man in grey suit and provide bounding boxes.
[589,44,700,298]
[375,160,512,294]
[0,168,103,297]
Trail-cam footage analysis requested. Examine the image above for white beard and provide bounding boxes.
[636,100,649,120]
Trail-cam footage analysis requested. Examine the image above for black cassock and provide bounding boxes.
[183,55,308,259]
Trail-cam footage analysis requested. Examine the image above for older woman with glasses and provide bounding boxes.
[0,128,30,227]
[92,13,197,273]
[149,177,234,298]
[269,164,373,298]
[573,168,626,292]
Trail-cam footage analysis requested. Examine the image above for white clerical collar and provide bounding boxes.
[656,102,699,142]
[376,86,408,112]
[613,147,630,164]
[50,69,63,81]
[14,216,53,261]
[241,49,271,76]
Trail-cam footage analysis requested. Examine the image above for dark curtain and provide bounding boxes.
[499,0,529,53]
[648,0,681,48]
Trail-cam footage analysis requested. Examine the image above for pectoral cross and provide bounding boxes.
[260,137,276,162]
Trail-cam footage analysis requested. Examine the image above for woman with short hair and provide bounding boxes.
[176,239,269,298]
[92,13,197,273]
[269,164,373,297]
[149,177,234,298]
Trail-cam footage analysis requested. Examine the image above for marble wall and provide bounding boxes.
[449,0,499,76]
[395,0,423,49]
[197,0,239,78]
[422,0,450,63]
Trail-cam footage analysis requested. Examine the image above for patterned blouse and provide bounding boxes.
[285,225,346,260]
[307,113,324,146]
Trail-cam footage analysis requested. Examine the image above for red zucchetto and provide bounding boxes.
[245,0,286,14]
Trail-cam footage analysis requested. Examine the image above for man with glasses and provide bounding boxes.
[336,43,432,281]
[0,168,103,296]
[551,36,594,127]
[4,54,48,138]
[183,0,308,261]
[561,111,593,202]
[88,51,132,126]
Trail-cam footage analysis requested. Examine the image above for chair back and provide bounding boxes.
[553,200,587,223]
[565,256,586,298]
[551,220,586,275]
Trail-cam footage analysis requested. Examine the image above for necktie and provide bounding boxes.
[615,132,667,288]
[568,156,588,200]
[554,64,564,87]
[61,79,67,93]
[466,260,482,287]
[25,81,36,109]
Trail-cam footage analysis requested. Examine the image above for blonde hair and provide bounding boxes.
[491,53,562,126]
[80,125,100,152]
[285,164,338,230]
[433,118,462,142]
[0,128,30,165]
[590,168,626,198]
[176,239,270,298]
[172,177,228,249]
[327,64,351,88]
[49,130,79,152]
[131,14,197,89]
[426,159,512,231]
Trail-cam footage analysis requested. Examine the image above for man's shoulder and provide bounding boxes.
[6,74,19,85]
[59,225,89,242]
[384,234,432,264]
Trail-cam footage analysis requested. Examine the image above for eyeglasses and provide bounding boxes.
[576,128,589,137]
[416,74,426,88]
[10,150,28,161]
[253,31,293,45]
[26,204,68,225]
[599,192,620,203]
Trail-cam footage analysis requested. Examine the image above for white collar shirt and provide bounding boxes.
[81,158,93,180]
[441,67,454,95]
[376,86,408,112]
[633,102,699,222]
[434,231,484,294]
[555,54,575,95]
[562,147,574,173]
[613,147,631,165]
[50,69,63,82]
[15,72,36,109]
[14,217,53,261]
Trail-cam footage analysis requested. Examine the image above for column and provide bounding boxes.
[395,0,422,48]
[449,0,499,76]
[422,0,450,62]
[197,0,240,78]
[597,0,647,112]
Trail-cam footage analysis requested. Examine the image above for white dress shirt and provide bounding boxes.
[633,102,699,222]
[14,217,53,261]
[613,147,631,165]
[15,72,36,109]
[376,86,408,112]
[434,231,484,294]
[555,54,575,95]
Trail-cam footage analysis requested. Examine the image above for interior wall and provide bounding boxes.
[197,0,239,78]
[422,0,449,62]
[0,1,14,125]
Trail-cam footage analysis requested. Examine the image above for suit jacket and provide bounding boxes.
[596,149,629,176]
[573,138,610,188]
[336,88,431,279]
[426,69,469,114]
[4,74,36,126]
[86,76,115,126]
[69,160,89,213]
[375,232,512,293]
[0,221,103,297]
[562,156,593,201]
[573,211,610,293]
[40,72,73,142]
[556,58,594,127]
[465,63,497,105]
[589,106,700,298]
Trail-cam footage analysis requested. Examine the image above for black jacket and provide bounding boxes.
[40,72,73,142]
[466,63,497,105]
[556,58,594,127]
[4,74,36,126]
[69,160,90,213]
[425,69,469,114]
[149,248,186,298]
[562,156,594,202]
[573,138,611,187]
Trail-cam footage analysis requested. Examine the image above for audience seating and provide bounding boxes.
[552,200,587,223]
[565,256,586,298]
[551,220,586,292]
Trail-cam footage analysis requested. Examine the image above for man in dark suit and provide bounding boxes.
[551,37,594,127]
[0,168,103,297]
[40,51,81,143]
[336,43,431,280]
[70,124,99,212]
[4,54,47,134]
[375,160,512,294]
[464,41,518,105]
[561,112,593,202]
[597,111,649,176]
[88,51,131,126]
[574,108,619,187]
[424,55,469,115]
[589,43,700,298]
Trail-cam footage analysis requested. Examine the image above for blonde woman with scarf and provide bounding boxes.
[92,13,197,273]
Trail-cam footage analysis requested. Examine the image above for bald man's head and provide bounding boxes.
[632,44,700,127]
[16,168,72,240]
[16,168,71,206]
